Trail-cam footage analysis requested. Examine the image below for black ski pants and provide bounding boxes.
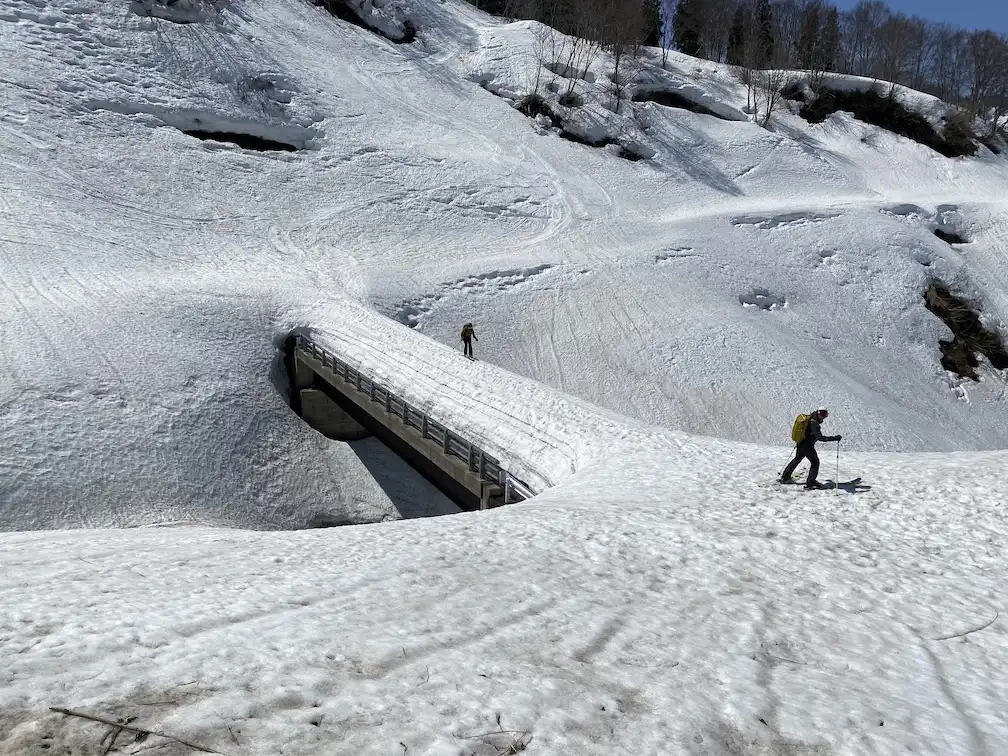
[782,442,819,484]
[463,338,473,358]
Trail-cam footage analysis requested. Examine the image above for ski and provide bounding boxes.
[756,476,802,488]
[803,478,863,491]
[759,476,862,490]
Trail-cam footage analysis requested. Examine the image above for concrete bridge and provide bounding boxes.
[289,334,537,512]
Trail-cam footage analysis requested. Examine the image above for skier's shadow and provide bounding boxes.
[827,480,872,494]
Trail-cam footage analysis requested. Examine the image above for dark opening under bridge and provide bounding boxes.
[290,334,537,512]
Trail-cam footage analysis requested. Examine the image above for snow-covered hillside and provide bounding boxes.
[2,0,1008,752]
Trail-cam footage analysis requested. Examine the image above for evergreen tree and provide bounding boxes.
[726,3,748,66]
[755,0,775,67]
[819,6,842,74]
[640,0,661,46]
[797,1,822,69]
[673,0,701,57]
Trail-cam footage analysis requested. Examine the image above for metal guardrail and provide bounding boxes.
[294,334,536,505]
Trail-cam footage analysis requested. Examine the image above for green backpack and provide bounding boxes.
[791,414,810,443]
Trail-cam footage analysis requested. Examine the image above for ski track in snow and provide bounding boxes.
[1,0,1008,753]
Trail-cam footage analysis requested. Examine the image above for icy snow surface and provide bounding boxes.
[1,0,1008,752]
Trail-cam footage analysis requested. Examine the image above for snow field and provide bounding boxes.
[2,443,1006,754]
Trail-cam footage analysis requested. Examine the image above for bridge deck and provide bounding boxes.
[293,335,536,511]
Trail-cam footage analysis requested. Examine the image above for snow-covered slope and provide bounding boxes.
[4,448,1008,755]
[2,0,1008,752]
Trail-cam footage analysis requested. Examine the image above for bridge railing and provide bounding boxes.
[295,334,536,504]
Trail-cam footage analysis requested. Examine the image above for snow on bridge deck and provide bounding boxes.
[293,334,536,510]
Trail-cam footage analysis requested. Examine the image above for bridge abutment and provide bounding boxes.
[292,351,371,441]
[299,387,371,441]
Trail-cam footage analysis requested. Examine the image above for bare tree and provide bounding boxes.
[969,32,1008,136]
[902,16,934,91]
[530,22,554,94]
[736,64,757,117]
[992,37,1008,137]
[796,0,823,70]
[841,0,888,77]
[737,63,788,127]
[726,1,749,66]
[697,0,737,62]
[929,24,968,103]
[757,68,790,126]
[730,1,788,128]
[792,0,839,88]
[610,49,643,112]
[815,6,841,85]
[966,30,1006,118]
[544,0,602,101]
[773,0,803,68]
[603,0,647,111]
[730,1,761,115]
[874,14,917,84]
[501,0,521,21]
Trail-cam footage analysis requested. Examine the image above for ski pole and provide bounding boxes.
[835,440,841,495]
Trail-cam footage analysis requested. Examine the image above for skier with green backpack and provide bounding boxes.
[780,408,842,489]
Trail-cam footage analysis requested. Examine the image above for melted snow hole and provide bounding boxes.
[87,101,322,151]
[795,85,977,158]
[183,127,298,152]
[545,61,596,83]
[633,88,725,118]
[318,0,415,43]
[881,203,928,220]
[731,211,840,230]
[631,87,748,122]
[739,288,787,311]
[934,227,969,245]
[173,113,320,152]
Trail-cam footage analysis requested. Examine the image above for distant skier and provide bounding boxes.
[780,407,842,489]
[460,322,478,359]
